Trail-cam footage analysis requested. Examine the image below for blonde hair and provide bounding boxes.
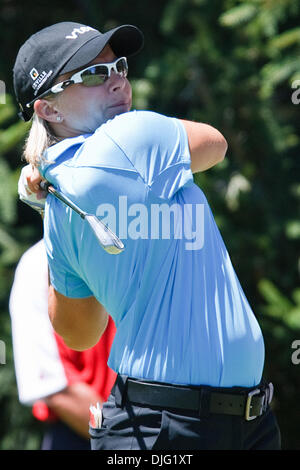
[22,73,69,166]
[23,68,81,166]
[23,112,60,166]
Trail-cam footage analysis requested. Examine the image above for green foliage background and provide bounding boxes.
[0,0,299,450]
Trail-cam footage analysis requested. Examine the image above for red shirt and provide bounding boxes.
[33,316,116,421]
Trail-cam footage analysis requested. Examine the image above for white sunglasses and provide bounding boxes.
[26,57,128,109]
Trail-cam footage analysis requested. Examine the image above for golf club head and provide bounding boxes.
[85,214,125,255]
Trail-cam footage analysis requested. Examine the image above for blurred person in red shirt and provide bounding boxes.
[9,239,116,450]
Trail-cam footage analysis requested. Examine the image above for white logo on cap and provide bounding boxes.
[30,68,39,80]
[31,70,53,96]
[65,26,96,40]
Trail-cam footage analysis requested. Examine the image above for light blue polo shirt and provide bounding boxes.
[40,110,264,387]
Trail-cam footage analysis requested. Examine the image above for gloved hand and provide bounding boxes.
[18,165,47,216]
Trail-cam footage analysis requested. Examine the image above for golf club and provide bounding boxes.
[40,181,125,255]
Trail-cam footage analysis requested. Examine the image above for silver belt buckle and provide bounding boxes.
[245,388,261,421]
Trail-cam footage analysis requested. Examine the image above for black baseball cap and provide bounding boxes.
[13,21,144,121]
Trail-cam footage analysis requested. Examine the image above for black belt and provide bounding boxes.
[113,375,274,421]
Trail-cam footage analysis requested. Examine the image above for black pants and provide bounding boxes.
[42,421,91,450]
[89,393,281,450]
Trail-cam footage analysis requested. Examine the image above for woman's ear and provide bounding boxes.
[34,99,62,123]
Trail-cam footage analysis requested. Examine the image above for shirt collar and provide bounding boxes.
[39,133,91,174]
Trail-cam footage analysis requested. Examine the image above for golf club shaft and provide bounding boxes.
[41,182,85,218]
[40,181,124,254]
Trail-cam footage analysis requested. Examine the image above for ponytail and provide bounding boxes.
[23,113,60,166]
